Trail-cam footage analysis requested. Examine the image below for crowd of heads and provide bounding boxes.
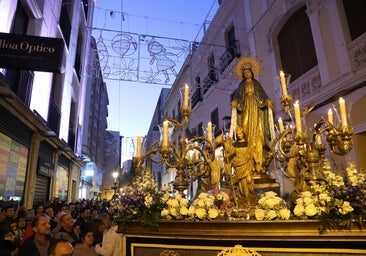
[0,198,118,256]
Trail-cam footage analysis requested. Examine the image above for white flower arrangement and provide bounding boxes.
[161,190,233,221]
[161,193,190,220]
[188,192,220,220]
[293,191,321,218]
[292,160,366,233]
[254,191,291,220]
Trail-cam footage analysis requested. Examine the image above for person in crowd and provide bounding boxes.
[35,204,44,215]
[72,227,98,256]
[54,213,80,246]
[74,207,90,232]
[48,239,73,256]
[15,203,31,220]
[89,218,104,246]
[0,229,19,256]
[44,206,58,231]
[90,208,98,220]
[16,216,27,243]
[19,213,56,256]
[9,218,21,245]
[60,204,70,214]
[95,213,122,256]
[52,211,69,236]
[0,205,16,240]
[0,207,5,222]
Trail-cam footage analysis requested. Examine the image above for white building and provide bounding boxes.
[0,0,97,207]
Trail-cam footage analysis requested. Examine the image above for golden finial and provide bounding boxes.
[217,245,262,256]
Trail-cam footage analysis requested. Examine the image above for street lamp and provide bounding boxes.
[112,171,119,200]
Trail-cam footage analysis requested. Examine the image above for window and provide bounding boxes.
[211,108,219,135]
[278,6,317,81]
[197,122,203,137]
[219,25,240,73]
[343,0,366,41]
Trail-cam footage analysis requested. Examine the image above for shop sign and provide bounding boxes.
[38,157,55,177]
[0,32,64,72]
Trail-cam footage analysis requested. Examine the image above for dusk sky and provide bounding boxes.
[92,0,219,138]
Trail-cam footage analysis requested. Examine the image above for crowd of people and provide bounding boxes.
[0,199,122,256]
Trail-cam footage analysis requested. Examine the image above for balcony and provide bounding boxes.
[48,100,61,136]
[203,69,218,94]
[191,88,202,108]
[219,40,241,73]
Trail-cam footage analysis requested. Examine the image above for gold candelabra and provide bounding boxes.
[271,75,353,187]
[132,87,219,196]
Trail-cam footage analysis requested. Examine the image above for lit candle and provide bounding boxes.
[194,142,199,161]
[183,84,189,107]
[327,109,333,124]
[278,117,284,133]
[339,97,348,127]
[316,134,322,145]
[207,121,212,142]
[136,136,141,157]
[162,121,169,147]
[280,71,288,96]
[293,100,302,133]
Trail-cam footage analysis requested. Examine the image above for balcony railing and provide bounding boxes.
[191,88,202,108]
[219,40,241,73]
[203,69,218,94]
[48,100,61,136]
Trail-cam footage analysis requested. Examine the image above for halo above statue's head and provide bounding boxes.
[235,57,261,79]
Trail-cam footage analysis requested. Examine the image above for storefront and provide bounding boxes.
[0,105,31,201]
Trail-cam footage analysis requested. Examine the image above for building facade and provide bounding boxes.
[0,0,100,208]
[161,0,366,195]
[145,88,171,188]
[79,36,110,199]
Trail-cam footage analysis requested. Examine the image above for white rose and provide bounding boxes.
[198,193,209,199]
[339,201,353,215]
[205,198,214,208]
[279,208,291,220]
[188,205,196,216]
[169,207,177,216]
[254,209,265,220]
[301,191,312,198]
[264,198,277,208]
[195,208,207,219]
[266,210,277,220]
[170,199,179,208]
[258,197,266,205]
[180,198,189,207]
[180,206,189,216]
[208,208,219,219]
[264,191,277,198]
[303,197,313,206]
[161,208,169,217]
[197,199,206,208]
[293,204,305,217]
[318,193,331,204]
[304,203,318,216]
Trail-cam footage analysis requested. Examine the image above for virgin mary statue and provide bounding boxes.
[230,57,275,174]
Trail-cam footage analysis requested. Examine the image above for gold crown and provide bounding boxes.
[235,57,261,79]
